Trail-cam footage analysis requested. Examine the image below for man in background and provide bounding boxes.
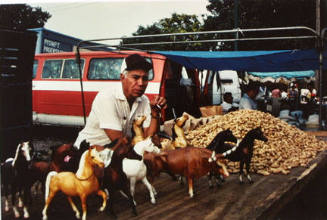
[239,81,260,110]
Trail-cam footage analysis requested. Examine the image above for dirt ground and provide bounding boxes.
[1,126,327,220]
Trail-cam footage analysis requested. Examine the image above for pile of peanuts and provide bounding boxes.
[184,110,327,175]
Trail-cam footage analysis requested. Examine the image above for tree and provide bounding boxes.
[0,4,51,31]
[121,13,205,50]
[204,0,316,50]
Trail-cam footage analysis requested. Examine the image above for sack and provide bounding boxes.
[199,105,223,117]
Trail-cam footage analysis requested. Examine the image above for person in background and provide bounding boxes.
[221,92,238,113]
[271,87,281,98]
[271,86,281,117]
[74,54,167,148]
[239,81,260,110]
[288,82,299,111]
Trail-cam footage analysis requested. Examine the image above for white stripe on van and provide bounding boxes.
[32,81,160,94]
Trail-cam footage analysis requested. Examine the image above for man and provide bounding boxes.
[221,92,238,113]
[74,54,167,148]
[239,81,260,110]
[288,82,299,111]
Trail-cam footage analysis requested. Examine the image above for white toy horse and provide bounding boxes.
[122,137,161,205]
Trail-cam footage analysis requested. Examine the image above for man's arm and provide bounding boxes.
[144,108,160,137]
[104,129,124,142]
[144,96,167,137]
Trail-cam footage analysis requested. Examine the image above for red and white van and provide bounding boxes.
[32,51,202,127]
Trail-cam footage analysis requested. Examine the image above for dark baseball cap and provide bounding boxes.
[121,54,152,72]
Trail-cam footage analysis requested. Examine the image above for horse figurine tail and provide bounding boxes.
[45,171,57,201]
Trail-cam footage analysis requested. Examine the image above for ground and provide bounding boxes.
[1,126,327,220]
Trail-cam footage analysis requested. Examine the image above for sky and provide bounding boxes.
[20,0,210,42]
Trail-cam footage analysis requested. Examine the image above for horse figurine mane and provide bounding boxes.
[12,141,32,167]
[75,149,90,178]
[207,129,237,152]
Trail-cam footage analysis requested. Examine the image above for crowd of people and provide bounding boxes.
[220,80,319,124]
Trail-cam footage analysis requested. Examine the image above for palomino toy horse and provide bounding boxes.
[220,127,268,184]
[160,114,189,150]
[131,115,147,146]
[171,114,189,148]
[42,146,109,220]
[1,141,34,219]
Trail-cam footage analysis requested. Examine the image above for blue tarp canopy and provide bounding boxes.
[152,49,327,73]
[248,70,315,79]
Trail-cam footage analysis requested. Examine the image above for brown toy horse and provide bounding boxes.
[42,146,108,220]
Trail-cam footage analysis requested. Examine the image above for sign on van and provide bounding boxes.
[43,38,71,53]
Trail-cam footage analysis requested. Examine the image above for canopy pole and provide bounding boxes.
[319,28,327,130]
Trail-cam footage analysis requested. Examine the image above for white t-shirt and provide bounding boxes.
[221,101,232,113]
[74,84,151,148]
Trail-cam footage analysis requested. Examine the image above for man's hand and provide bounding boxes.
[150,96,167,117]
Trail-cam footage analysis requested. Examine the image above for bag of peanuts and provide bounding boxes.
[200,105,223,117]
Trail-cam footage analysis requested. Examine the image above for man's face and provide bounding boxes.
[121,69,149,99]
[225,95,233,104]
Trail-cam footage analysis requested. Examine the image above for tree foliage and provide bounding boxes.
[205,0,316,50]
[0,4,51,31]
[121,13,204,50]
[124,0,317,51]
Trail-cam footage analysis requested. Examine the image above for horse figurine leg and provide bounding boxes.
[96,189,107,212]
[141,177,156,204]
[187,177,194,198]
[42,171,58,220]
[22,184,32,218]
[129,177,137,205]
[80,195,87,220]
[18,194,24,207]
[11,184,20,218]
[245,158,253,184]
[239,160,245,184]
[67,197,81,219]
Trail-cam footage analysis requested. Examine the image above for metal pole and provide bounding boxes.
[320,28,327,130]
[315,0,321,91]
[319,38,323,129]
[76,43,87,126]
[234,0,239,50]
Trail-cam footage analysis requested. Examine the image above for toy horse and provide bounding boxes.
[42,146,108,220]
[221,127,268,184]
[1,141,34,219]
[131,115,147,146]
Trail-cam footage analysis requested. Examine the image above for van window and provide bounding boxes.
[88,57,154,80]
[88,58,124,80]
[33,60,38,79]
[62,59,85,79]
[42,59,84,79]
[221,79,233,84]
[42,60,62,79]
